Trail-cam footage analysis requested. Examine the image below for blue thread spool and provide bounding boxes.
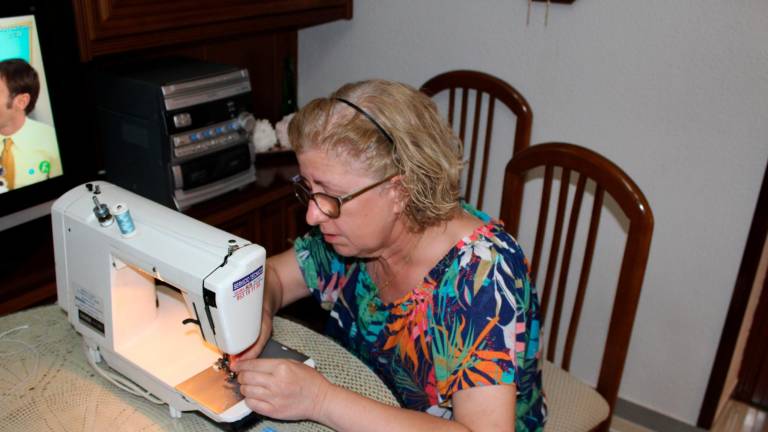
[112,203,136,237]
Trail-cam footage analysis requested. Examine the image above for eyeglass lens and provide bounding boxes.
[293,179,341,218]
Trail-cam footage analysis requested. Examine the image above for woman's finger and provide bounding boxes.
[239,382,271,399]
[236,369,274,387]
[233,357,294,373]
[244,397,277,416]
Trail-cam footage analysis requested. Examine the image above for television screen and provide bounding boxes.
[0,1,84,231]
[0,14,63,193]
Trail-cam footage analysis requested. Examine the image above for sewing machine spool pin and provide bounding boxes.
[92,196,114,227]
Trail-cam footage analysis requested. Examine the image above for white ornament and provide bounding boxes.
[251,119,278,153]
[275,113,295,149]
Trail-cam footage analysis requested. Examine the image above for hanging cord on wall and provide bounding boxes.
[527,0,532,25]
[526,0,552,27]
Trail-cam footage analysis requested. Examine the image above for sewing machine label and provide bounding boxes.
[74,285,105,335]
[232,265,263,301]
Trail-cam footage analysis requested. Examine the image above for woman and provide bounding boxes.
[231,80,546,431]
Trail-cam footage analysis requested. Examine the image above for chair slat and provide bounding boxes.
[447,88,456,125]
[563,184,604,370]
[542,168,571,356]
[476,96,495,210]
[465,91,483,205]
[458,88,469,144]
[549,174,587,366]
[530,165,553,291]
[457,88,471,202]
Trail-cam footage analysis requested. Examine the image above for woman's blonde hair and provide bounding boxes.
[288,80,463,231]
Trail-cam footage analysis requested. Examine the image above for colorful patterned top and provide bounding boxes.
[293,205,547,431]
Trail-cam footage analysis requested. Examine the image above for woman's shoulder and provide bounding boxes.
[456,203,524,255]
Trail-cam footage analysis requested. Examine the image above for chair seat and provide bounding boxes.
[543,361,610,431]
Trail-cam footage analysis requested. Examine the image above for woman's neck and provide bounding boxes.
[371,209,483,302]
[375,219,435,269]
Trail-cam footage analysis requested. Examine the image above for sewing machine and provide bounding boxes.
[51,181,300,423]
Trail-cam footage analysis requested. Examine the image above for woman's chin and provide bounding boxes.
[329,242,356,257]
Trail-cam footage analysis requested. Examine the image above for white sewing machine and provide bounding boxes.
[52,181,275,423]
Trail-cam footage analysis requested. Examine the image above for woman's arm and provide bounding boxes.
[452,384,516,431]
[234,247,309,360]
[234,358,516,432]
[262,247,310,313]
[320,380,516,431]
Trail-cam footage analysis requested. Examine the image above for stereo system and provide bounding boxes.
[96,57,257,210]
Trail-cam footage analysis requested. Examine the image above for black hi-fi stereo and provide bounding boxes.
[95,57,256,210]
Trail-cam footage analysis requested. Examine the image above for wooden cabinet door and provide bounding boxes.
[256,192,307,255]
[72,0,352,60]
[217,212,256,242]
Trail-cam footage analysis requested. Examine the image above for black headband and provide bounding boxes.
[333,97,394,144]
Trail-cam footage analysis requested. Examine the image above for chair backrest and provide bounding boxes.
[420,70,532,211]
[499,143,653,429]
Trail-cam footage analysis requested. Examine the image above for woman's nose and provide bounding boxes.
[305,199,330,226]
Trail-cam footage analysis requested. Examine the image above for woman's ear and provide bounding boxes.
[388,175,408,214]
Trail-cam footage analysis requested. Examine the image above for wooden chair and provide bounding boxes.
[499,143,654,431]
[420,70,532,211]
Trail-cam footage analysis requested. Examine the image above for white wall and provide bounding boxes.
[296,0,768,425]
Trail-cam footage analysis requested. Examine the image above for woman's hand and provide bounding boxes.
[232,358,331,421]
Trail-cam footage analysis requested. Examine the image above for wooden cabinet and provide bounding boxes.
[0,216,58,316]
[0,2,344,328]
[177,168,332,331]
[184,159,306,256]
[73,0,352,123]
[185,168,329,332]
[72,0,352,60]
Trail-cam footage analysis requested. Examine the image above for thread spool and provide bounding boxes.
[112,203,136,237]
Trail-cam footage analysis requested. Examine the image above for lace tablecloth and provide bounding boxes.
[0,305,399,432]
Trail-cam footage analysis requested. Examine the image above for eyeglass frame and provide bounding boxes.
[291,173,397,219]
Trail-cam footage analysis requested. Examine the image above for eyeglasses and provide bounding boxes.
[291,174,396,219]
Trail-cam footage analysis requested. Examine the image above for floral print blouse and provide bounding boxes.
[293,204,547,431]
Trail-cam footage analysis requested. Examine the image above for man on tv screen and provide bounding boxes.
[0,58,61,193]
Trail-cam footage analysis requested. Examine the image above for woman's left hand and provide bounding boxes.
[232,358,331,421]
